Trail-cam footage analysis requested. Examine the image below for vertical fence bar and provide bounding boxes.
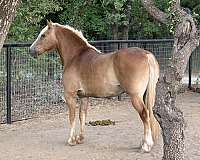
[188,55,192,89]
[117,42,122,101]
[6,46,12,124]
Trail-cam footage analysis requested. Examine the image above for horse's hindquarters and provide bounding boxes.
[113,48,150,96]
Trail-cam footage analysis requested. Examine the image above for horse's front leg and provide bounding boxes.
[76,97,89,144]
[65,92,77,146]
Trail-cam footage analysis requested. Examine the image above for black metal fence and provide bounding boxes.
[0,39,199,124]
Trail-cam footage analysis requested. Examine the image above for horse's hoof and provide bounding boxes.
[141,142,152,153]
[76,135,84,144]
[68,136,77,146]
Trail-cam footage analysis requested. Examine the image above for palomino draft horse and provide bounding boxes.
[30,21,160,152]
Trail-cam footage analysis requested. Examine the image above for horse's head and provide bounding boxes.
[30,20,57,57]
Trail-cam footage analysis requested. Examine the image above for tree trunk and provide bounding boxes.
[0,0,20,51]
[141,0,200,159]
[121,0,132,48]
[112,23,118,40]
[111,23,119,51]
[121,25,129,40]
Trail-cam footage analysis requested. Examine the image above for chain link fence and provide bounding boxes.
[0,40,199,123]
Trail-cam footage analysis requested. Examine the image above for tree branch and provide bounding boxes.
[0,0,20,50]
[141,0,168,24]
[171,0,181,11]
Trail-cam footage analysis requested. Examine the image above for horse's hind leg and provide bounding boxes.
[131,94,153,152]
[65,93,77,146]
[76,97,89,144]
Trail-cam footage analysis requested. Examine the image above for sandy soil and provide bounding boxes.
[0,91,200,160]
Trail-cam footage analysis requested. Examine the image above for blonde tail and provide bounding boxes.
[145,53,160,143]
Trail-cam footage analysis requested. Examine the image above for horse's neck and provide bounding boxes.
[56,27,88,67]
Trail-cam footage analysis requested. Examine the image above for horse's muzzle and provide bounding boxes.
[29,47,38,58]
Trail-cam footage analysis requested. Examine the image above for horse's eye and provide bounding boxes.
[41,34,45,38]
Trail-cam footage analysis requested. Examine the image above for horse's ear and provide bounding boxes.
[47,20,53,29]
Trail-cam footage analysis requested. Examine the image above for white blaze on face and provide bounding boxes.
[30,26,48,49]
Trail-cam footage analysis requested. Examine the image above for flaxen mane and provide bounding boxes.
[54,23,101,53]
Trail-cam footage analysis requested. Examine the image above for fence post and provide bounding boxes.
[6,46,12,124]
[188,55,192,89]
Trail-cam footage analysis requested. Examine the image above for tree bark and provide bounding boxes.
[141,0,168,24]
[142,0,200,159]
[0,0,20,51]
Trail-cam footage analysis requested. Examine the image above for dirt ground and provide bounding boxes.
[0,91,200,160]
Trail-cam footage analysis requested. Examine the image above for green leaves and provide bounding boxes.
[114,0,127,11]
[8,0,63,42]
[8,0,199,41]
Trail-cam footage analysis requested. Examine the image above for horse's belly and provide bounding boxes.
[78,83,124,98]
